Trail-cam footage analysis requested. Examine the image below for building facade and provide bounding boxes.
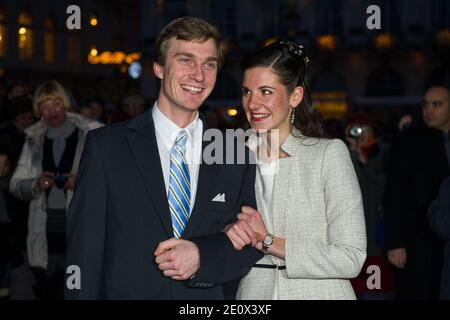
[0,0,140,104]
[1,0,449,117]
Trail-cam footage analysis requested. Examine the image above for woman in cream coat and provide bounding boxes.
[226,41,367,300]
[9,81,102,298]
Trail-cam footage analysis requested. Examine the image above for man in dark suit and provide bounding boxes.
[65,17,261,299]
[384,86,450,299]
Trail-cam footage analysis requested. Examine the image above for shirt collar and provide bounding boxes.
[152,102,199,149]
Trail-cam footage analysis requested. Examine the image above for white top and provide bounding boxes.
[256,158,279,300]
[256,159,279,232]
[152,103,203,213]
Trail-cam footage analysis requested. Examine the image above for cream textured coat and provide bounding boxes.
[9,113,103,269]
[237,129,367,300]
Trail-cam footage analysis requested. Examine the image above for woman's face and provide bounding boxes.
[242,67,302,137]
[39,98,66,127]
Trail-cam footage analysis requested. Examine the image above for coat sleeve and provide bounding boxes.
[65,131,107,299]
[9,139,41,201]
[188,160,263,287]
[428,177,450,241]
[285,139,367,279]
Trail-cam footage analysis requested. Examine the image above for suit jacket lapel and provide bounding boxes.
[182,117,216,239]
[126,110,173,238]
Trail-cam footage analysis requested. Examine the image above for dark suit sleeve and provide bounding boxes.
[383,133,412,251]
[188,161,263,287]
[65,131,106,299]
[428,177,450,241]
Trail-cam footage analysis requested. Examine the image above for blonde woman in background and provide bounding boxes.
[10,80,102,299]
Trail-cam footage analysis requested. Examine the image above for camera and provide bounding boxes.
[52,173,68,189]
[348,126,364,139]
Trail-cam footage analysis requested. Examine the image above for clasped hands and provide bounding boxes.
[154,206,267,281]
[224,206,268,251]
[154,238,200,281]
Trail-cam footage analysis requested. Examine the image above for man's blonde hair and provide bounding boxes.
[33,80,72,117]
[155,16,227,68]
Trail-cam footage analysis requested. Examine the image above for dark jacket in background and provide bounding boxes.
[0,124,29,265]
[428,176,450,300]
[0,123,27,166]
[384,126,449,299]
[350,143,387,256]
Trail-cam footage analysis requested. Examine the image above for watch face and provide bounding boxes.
[264,235,273,246]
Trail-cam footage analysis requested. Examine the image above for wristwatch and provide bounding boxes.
[262,233,274,254]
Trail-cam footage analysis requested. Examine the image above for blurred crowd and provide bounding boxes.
[0,80,449,300]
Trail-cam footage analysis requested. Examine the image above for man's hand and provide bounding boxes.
[225,219,261,250]
[63,173,76,191]
[387,248,407,269]
[224,206,266,251]
[154,238,200,280]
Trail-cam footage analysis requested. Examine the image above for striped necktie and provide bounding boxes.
[168,130,191,238]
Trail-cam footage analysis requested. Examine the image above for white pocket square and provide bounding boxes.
[212,193,226,202]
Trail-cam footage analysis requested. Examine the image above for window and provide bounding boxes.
[67,32,81,65]
[317,0,343,35]
[44,18,55,63]
[18,12,33,59]
[0,8,5,57]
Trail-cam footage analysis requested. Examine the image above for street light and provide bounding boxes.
[317,35,337,51]
[90,46,98,56]
[227,108,238,117]
[90,15,98,27]
[375,33,394,50]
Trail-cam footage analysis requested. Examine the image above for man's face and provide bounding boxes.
[9,85,25,100]
[153,38,218,115]
[124,102,144,118]
[423,87,450,133]
[89,102,103,120]
[0,154,11,177]
[13,112,34,132]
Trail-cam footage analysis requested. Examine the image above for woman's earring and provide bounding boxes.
[291,108,295,124]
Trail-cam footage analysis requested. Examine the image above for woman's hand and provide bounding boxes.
[237,206,268,239]
[224,206,267,251]
[35,171,55,192]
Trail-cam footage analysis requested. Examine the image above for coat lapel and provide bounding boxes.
[126,111,173,238]
[270,132,300,236]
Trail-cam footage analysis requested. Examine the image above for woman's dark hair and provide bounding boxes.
[241,40,325,138]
